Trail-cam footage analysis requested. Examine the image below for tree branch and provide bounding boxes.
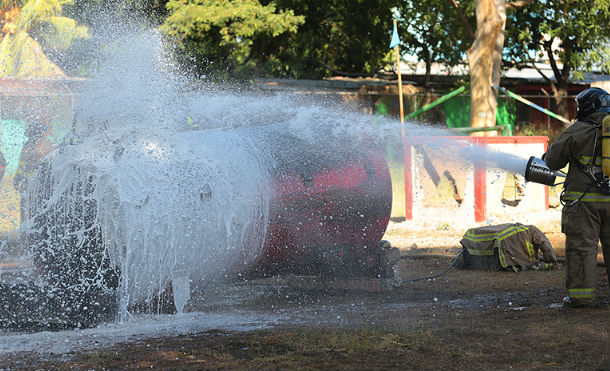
[544,39,565,85]
[559,39,572,82]
[505,0,534,10]
[521,43,553,86]
[447,0,474,39]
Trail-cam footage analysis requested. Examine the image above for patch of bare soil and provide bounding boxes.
[2,228,609,371]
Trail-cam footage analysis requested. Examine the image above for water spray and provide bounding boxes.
[0,17,568,331]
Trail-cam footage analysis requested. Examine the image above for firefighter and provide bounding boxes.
[542,87,610,308]
[14,118,55,225]
[14,118,54,193]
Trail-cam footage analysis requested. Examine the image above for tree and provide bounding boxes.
[161,0,396,79]
[161,0,304,78]
[272,0,395,79]
[505,0,610,120]
[0,0,89,78]
[395,0,474,88]
[397,0,505,130]
[467,0,505,132]
[452,0,531,132]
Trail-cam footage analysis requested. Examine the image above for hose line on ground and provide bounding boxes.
[401,249,464,283]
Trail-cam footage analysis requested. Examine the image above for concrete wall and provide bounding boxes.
[393,136,549,227]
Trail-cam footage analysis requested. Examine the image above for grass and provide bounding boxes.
[48,311,607,371]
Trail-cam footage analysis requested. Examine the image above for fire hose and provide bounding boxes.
[401,250,464,283]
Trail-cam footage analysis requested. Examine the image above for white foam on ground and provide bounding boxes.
[0,310,286,355]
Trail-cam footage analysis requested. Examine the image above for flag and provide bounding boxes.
[389,21,400,49]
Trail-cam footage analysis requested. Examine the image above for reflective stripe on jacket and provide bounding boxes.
[543,119,604,200]
[568,288,596,299]
[460,223,557,271]
[563,191,610,202]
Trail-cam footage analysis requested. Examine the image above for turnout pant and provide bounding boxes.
[562,201,610,305]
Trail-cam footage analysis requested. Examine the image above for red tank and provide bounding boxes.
[245,126,393,277]
[19,124,393,326]
[27,124,393,288]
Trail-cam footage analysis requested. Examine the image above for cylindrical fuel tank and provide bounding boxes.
[246,125,393,276]
[25,122,393,307]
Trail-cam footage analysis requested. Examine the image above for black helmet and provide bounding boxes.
[575,87,610,121]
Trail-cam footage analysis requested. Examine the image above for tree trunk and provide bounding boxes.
[467,0,505,135]
[553,84,570,119]
[490,0,506,135]
[423,48,431,88]
[492,0,506,88]
[552,60,571,120]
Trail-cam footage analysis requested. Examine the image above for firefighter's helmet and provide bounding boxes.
[575,87,610,121]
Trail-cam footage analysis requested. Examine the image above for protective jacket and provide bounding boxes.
[543,118,608,202]
[460,223,557,271]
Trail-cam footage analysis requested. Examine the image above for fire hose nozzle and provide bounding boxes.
[524,156,558,186]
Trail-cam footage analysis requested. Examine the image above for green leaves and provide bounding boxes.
[162,0,396,79]
[0,0,89,77]
[37,16,90,51]
[396,0,474,76]
[505,0,610,78]
[0,31,66,77]
[257,0,397,78]
[16,0,63,32]
[162,0,304,77]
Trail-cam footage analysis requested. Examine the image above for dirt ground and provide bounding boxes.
[2,223,610,371]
